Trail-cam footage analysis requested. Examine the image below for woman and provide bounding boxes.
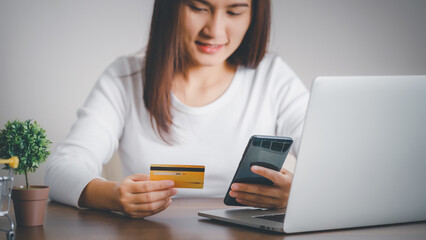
[45,0,309,218]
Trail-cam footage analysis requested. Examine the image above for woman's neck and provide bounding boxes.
[172,62,237,107]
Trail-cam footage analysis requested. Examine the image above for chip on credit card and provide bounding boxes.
[150,164,205,189]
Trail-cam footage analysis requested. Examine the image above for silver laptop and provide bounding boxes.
[198,75,426,233]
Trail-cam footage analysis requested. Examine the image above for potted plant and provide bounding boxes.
[0,119,52,227]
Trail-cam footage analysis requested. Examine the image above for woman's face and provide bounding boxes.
[182,0,252,68]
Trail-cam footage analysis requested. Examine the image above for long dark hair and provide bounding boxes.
[144,0,271,143]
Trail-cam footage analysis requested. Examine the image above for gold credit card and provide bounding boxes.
[150,164,205,189]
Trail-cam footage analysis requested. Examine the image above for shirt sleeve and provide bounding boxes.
[45,59,128,208]
[270,56,310,158]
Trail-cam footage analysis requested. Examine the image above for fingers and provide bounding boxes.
[228,166,293,208]
[129,188,178,204]
[132,197,171,213]
[146,198,173,216]
[129,177,175,193]
[123,190,176,217]
[230,166,292,197]
[114,174,178,218]
[117,185,177,211]
[250,166,291,187]
[128,173,150,181]
[229,190,286,208]
[231,183,283,198]
[127,198,173,218]
[235,198,280,209]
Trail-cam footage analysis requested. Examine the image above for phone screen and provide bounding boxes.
[224,135,293,206]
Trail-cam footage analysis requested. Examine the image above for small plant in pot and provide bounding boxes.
[0,119,52,227]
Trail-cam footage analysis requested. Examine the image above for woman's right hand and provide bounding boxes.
[113,174,177,218]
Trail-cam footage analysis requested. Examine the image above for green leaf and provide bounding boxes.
[0,119,51,185]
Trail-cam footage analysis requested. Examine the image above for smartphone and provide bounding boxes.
[224,135,293,206]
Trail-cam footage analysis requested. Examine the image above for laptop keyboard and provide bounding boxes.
[253,214,285,223]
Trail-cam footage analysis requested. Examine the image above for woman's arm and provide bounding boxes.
[228,55,309,208]
[45,68,125,207]
[78,175,177,218]
[46,57,141,209]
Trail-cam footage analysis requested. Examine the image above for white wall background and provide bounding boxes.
[1,0,425,186]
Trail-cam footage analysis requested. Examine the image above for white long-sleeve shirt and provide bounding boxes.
[45,53,310,208]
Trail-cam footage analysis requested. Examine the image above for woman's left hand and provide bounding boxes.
[229,166,293,208]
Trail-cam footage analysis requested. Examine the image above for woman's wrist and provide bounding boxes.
[78,178,119,211]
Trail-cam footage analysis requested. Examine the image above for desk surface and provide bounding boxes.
[4,198,426,240]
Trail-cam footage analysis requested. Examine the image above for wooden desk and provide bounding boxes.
[4,198,426,240]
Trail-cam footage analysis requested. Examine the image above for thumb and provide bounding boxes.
[251,165,281,183]
[128,173,149,182]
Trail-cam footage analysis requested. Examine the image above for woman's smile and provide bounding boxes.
[195,40,226,54]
